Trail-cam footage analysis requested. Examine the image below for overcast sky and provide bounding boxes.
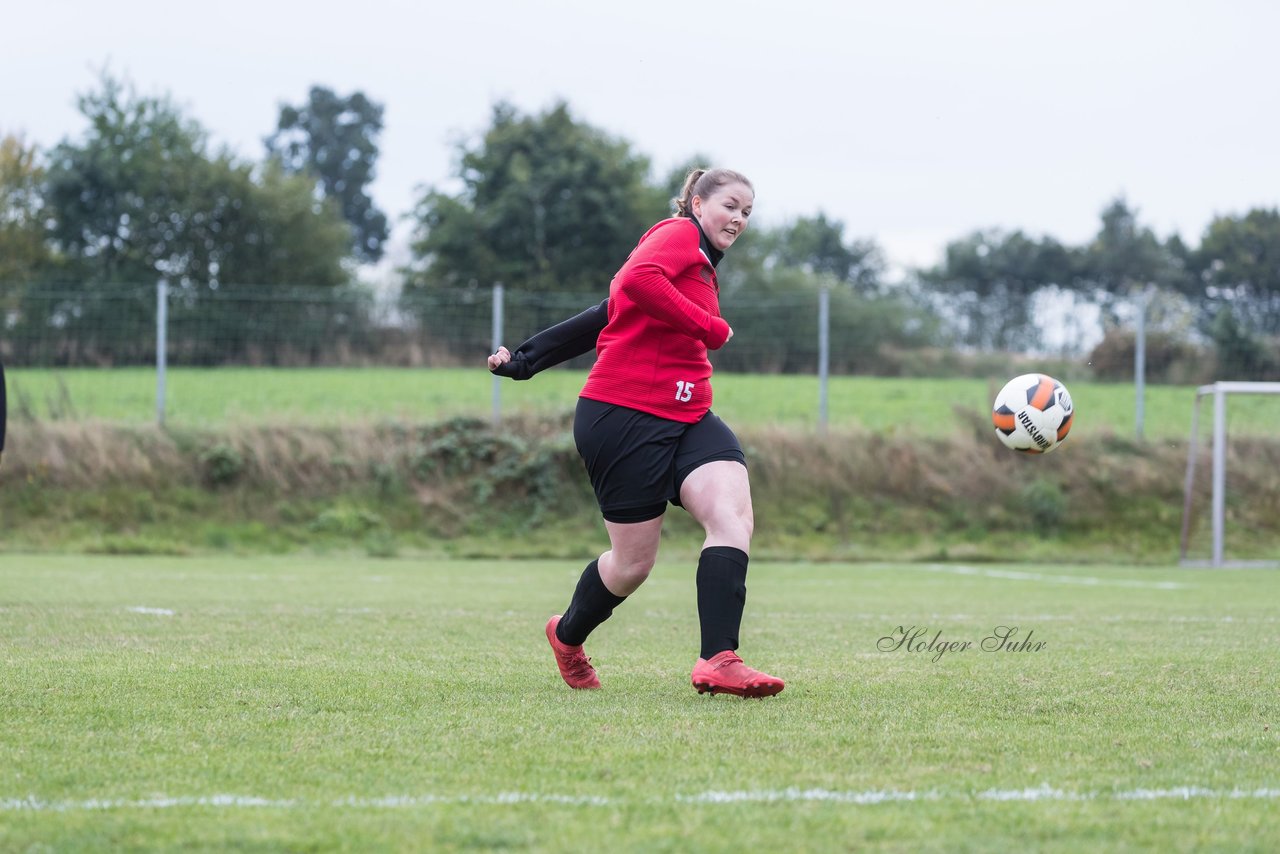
[5,0,1278,275]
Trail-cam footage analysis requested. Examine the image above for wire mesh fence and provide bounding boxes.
[1,284,841,371]
[3,281,1279,430]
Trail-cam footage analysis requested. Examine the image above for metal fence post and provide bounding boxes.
[818,285,830,435]
[156,278,168,427]
[1177,391,1202,562]
[1134,285,1149,440]
[1211,384,1226,568]
[491,284,504,427]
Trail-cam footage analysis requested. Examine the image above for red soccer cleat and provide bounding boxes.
[545,615,600,690]
[691,650,784,698]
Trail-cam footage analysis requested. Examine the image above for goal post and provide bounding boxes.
[1179,381,1280,568]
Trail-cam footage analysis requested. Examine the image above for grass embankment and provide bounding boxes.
[3,412,1277,563]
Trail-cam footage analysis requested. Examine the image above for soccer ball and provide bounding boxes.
[991,373,1074,454]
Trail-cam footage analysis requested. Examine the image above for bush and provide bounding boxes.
[1209,310,1280,380]
[200,444,244,487]
[309,505,386,537]
[1087,330,1210,383]
[876,347,1089,381]
[1018,478,1067,534]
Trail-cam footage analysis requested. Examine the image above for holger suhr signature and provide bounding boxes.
[877,625,1046,663]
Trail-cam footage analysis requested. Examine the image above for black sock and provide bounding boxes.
[556,559,627,647]
[696,546,749,659]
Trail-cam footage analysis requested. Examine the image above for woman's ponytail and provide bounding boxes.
[673,168,707,217]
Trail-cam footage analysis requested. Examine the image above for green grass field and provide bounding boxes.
[2,554,1277,851]
[9,366,1280,438]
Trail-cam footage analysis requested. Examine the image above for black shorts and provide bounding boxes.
[573,397,746,524]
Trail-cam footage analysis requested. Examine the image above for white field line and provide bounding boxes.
[334,793,611,807]
[126,607,175,616]
[914,564,1191,590]
[978,784,1084,802]
[0,795,293,811]
[1113,787,1280,801]
[675,788,935,804]
[4,787,1278,812]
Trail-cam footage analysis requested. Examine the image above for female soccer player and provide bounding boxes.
[488,168,784,698]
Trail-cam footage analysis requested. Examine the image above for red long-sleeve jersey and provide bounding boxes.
[579,217,730,423]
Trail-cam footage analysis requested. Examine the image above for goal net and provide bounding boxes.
[1179,381,1280,567]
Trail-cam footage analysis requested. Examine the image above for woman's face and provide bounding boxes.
[692,181,753,251]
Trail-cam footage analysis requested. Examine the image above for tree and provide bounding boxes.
[714,222,938,373]
[1207,307,1277,379]
[209,159,353,290]
[1175,208,1280,379]
[401,101,668,358]
[0,133,59,310]
[918,228,1077,350]
[768,213,885,293]
[157,167,366,367]
[30,74,355,364]
[266,86,389,263]
[44,76,212,287]
[1086,199,1162,286]
[1192,208,1280,336]
[404,101,666,298]
[45,74,353,290]
[1077,197,1192,328]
